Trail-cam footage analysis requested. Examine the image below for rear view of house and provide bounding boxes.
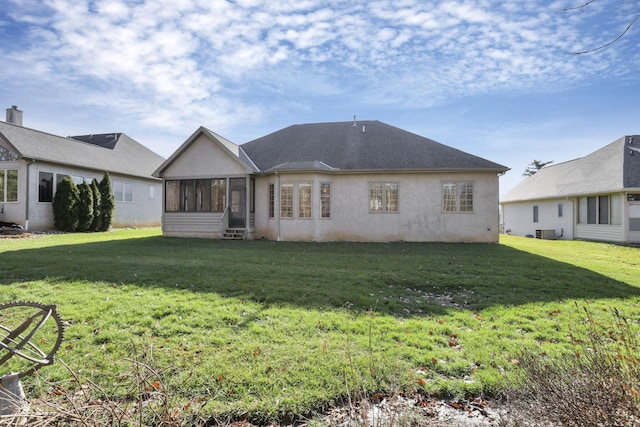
[501,135,640,244]
[153,120,509,242]
[0,106,165,230]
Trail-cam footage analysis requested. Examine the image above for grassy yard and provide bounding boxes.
[1,229,639,423]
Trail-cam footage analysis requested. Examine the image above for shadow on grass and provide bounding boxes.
[1,236,639,317]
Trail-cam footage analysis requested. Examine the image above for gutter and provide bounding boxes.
[25,159,35,230]
[276,171,281,242]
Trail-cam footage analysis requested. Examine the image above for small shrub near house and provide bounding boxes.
[52,172,114,232]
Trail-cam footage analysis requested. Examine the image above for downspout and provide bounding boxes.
[276,171,281,242]
[25,159,35,230]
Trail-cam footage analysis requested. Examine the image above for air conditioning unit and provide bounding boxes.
[535,229,556,240]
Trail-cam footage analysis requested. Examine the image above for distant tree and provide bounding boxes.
[90,178,102,232]
[77,180,94,232]
[523,159,554,177]
[52,176,80,232]
[99,172,115,232]
[566,1,640,54]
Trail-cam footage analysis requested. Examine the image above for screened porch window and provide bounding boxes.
[165,179,226,212]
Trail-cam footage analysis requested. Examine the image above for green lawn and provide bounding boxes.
[1,229,639,423]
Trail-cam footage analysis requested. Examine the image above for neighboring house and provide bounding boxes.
[500,135,640,244]
[0,106,165,230]
[153,120,509,242]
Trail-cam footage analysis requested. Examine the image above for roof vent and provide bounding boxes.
[352,115,357,127]
[6,106,23,126]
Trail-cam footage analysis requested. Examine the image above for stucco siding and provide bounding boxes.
[501,199,574,240]
[163,135,249,178]
[254,172,500,242]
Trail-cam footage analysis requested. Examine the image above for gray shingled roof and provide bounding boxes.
[501,135,640,203]
[0,121,164,179]
[241,120,508,173]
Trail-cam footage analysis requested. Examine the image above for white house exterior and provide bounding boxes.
[153,120,509,242]
[0,106,165,230]
[501,135,640,244]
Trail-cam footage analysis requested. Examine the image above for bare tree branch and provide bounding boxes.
[565,0,640,54]
[564,0,598,12]
[571,12,640,54]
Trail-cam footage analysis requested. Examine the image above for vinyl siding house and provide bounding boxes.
[153,120,509,242]
[0,106,165,230]
[500,135,640,244]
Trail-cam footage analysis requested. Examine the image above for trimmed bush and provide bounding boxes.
[52,177,80,232]
[90,178,102,232]
[99,172,115,231]
[77,180,94,232]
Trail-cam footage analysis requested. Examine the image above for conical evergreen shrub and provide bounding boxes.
[77,180,94,232]
[91,178,102,232]
[99,172,115,231]
[52,176,80,232]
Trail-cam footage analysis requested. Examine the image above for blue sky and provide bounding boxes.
[1,0,639,195]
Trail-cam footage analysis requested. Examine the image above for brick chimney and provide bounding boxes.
[6,106,23,126]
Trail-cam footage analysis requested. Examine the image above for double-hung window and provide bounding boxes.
[369,183,398,212]
[113,180,133,203]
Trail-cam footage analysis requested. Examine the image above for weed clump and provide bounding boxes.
[505,304,640,427]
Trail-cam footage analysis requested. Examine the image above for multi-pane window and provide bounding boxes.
[165,179,226,212]
[0,169,18,202]
[280,183,294,218]
[39,172,54,202]
[442,182,474,212]
[298,182,312,218]
[268,184,275,218]
[459,182,473,212]
[369,183,398,212]
[320,183,331,218]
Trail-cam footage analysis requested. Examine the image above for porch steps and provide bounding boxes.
[222,228,245,240]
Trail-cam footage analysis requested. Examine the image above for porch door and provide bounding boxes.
[229,178,246,228]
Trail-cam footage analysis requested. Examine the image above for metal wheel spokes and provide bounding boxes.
[0,301,65,378]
